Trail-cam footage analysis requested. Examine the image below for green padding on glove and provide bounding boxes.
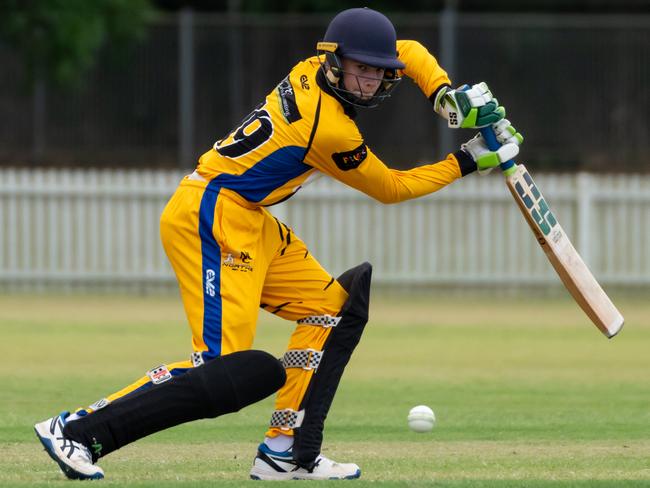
[460,104,505,129]
[454,91,473,118]
[460,119,524,176]
[462,108,478,129]
[478,103,505,127]
[437,82,507,129]
[505,125,524,144]
[476,151,501,171]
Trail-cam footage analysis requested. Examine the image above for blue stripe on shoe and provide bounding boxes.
[258,443,293,458]
[198,185,223,360]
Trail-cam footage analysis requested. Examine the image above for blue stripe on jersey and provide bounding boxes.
[198,186,223,360]
[213,145,311,203]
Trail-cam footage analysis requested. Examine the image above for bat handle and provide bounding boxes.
[480,126,517,173]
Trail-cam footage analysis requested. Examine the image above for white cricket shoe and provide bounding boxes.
[249,443,361,480]
[34,411,104,480]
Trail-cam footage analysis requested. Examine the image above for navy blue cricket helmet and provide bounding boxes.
[323,7,405,70]
[317,7,403,108]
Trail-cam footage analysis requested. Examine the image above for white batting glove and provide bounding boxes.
[461,119,524,175]
[435,82,506,129]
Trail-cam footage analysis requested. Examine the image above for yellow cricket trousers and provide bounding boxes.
[100,176,349,437]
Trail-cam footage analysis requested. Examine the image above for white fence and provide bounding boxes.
[1,168,649,292]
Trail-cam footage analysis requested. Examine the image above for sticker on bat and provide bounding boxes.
[514,171,558,236]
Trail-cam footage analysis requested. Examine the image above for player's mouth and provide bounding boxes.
[352,90,376,100]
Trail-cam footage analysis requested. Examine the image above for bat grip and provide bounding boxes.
[480,126,516,173]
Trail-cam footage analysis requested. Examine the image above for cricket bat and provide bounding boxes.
[480,127,624,338]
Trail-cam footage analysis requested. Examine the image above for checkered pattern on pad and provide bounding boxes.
[269,408,305,430]
[296,314,341,327]
[281,349,323,370]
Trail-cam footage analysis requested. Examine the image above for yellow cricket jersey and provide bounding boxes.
[196,40,475,206]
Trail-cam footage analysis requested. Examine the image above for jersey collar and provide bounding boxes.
[316,69,358,120]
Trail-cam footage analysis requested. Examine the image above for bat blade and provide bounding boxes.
[506,164,624,338]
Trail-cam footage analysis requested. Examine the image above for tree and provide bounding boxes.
[0,0,152,88]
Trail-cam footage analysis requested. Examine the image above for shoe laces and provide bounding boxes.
[309,457,322,472]
[54,413,92,462]
[58,435,92,461]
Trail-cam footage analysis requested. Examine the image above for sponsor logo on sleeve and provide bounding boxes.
[331,143,368,171]
[277,76,302,123]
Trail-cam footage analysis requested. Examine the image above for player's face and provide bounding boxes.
[341,58,385,101]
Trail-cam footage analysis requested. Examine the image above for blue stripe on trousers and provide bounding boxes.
[198,185,223,360]
[113,368,190,400]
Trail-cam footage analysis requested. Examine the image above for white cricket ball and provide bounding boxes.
[407,405,436,433]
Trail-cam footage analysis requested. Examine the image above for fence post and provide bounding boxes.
[438,0,457,158]
[576,172,592,266]
[178,7,195,170]
[33,76,46,164]
[228,0,245,122]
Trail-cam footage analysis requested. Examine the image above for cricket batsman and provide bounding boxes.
[34,7,523,481]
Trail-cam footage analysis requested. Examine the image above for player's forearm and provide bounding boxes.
[396,40,451,100]
[366,153,474,204]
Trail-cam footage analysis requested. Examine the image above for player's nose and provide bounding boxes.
[364,77,380,88]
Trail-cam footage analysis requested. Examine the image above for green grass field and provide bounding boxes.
[1,293,649,487]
